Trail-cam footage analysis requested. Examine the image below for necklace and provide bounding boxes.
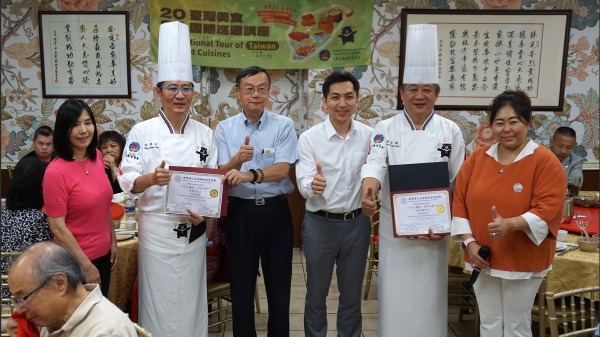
[497,141,527,174]
[73,156,89,175]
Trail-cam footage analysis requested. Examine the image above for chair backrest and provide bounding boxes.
[6,164,13,180]
[133,322,154,337]
[363,207,380,301]
[546,286,599,337]
[531,276,549,337]
[2,252,21,337]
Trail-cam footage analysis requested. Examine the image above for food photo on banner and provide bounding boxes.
[149,0,372,69]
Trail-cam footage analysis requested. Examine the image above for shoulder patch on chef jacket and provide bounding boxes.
[373,134,384,143]
[128,142,141,153]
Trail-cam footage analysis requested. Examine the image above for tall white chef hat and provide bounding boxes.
[403,24,438,84]
[157,21,193,83]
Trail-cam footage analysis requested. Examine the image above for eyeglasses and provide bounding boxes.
[10,276,52,307]
[239,86,269,95]
[159,85,194,96]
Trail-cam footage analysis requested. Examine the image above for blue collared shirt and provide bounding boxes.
[215,110,298,199]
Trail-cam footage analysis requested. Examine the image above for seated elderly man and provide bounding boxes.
[5,241,136,337]
[549,126,585,191]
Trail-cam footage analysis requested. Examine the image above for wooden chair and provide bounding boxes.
[531,277,549,337]
[6,165,13,180]
[133,322,154,337]
[207,280,232,332]
[363,208,379,300]
[546,286,599,337]
[448,265,479,336]
[1,252,21,337]
[206,281,260,332]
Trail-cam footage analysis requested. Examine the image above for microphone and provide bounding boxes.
[470,245,491,286]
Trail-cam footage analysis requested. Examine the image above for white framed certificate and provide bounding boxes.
[390,188,451,237]
[165,166,228,217]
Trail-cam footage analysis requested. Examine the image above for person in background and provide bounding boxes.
[23,125,55,163]
[549,126,585,193]
[296,71,374,337]
[118,21,217,337]
[43,99,117,297]
[98,131,126,194]
[360,24,465,336]
[5,241,137,337]
[1,157,52,299]
[215,66,298,337]
[451,90,566,336]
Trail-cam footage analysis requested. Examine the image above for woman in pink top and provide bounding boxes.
[43,99,117,296]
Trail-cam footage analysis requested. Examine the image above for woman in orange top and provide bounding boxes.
[451,90,566,337]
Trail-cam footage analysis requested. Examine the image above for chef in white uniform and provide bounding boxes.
[360,25,465,336]
[118,22,217,337]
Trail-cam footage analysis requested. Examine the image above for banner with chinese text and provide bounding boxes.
[149,0,372,69]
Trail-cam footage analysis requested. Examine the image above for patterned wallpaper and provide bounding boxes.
[1,0,598,167]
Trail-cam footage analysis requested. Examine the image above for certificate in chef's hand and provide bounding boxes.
[390,189,451,237]
[165,166,228,217]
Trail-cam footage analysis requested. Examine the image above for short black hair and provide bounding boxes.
[235,66,271,88]
[489,90,532,125]
[33,125,53,141]
[53,99,98,161]
[322,71,360,99]
[98,130,126,164]
[6,157,48,210]
[553,126,576,140]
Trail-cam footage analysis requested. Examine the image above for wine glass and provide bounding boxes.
[574,209,592,241]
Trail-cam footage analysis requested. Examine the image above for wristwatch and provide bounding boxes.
[462,237,477,250]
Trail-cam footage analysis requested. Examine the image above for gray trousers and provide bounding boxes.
[302,211,371,337]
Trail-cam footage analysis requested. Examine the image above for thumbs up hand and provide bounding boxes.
[153,160,171,186]
[311,163,327,195]
[487,205,508,239]
[361,186,378,217]
[236,135,254,164]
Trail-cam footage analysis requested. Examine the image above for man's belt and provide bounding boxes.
[312,208,362,221]
[228,195,287,206]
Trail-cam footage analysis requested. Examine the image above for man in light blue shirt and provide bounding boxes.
[215,66,298,337]
[549,126,585,193]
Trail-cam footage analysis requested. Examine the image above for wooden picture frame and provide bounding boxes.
[39,11,131,98]
[398,9,571,111]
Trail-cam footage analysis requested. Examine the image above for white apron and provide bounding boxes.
[138,133,208,337]
[378,130,448,337]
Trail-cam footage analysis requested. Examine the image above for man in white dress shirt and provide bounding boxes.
[296,72,374,337]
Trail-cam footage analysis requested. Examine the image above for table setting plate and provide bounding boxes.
[556,241,567,251]
[116,233,134,241]
[112,192,125,203]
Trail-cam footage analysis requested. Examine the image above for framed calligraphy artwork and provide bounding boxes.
[39,11,131,98]
[398,9,571,111]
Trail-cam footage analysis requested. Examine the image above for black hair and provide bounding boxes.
[6,157,47,210]
[322,71,360,99]
[33,125,54,141]
[98,130,126,164]
[489,90,532,125]
[53,99,98,161]
[235,66,271,88]
[553,126,576,140]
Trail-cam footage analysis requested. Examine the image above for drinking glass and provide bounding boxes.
[574,209,592,241]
